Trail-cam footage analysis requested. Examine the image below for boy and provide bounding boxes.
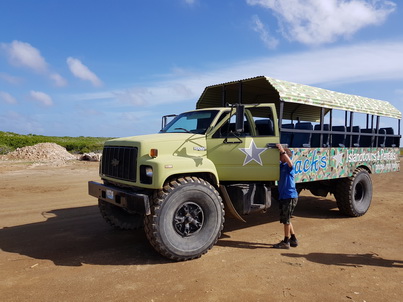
[273,143,299,249]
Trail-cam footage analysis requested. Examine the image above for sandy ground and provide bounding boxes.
[0,160,402,302]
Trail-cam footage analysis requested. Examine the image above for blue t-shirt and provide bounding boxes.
[278,162,298,200]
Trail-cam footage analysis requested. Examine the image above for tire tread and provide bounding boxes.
[144,177,224,261]
[334,168,372,217]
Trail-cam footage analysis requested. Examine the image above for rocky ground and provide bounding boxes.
[1,143,101,165]
[0,147,402,301]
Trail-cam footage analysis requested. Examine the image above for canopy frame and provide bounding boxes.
[196,76,402,121]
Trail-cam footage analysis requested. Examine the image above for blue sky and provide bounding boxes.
[0,0,402,138]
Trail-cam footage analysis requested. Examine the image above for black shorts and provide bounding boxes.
[279,198,298,224]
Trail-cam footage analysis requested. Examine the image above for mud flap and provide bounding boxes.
[219,185,246,222]
[219,184,271,221]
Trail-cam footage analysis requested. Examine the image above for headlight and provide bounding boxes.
[145,167,153,177]
[140,165,153,184]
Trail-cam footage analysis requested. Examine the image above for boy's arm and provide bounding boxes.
[276,143,293,168]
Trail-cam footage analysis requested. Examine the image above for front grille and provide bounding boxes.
[101,146,138,182]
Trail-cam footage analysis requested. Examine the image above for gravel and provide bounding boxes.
[5,143,77,162]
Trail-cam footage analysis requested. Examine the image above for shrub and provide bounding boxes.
[0,131,113,154]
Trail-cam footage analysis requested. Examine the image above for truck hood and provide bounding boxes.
[104,133,207,158]
[106,133,204,145]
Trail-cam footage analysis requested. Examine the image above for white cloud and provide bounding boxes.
[0,91,17,104]
[0,111,43,134]
[1,40,48,72]
[1,40,67,86]
[29,90,53,106]
[246,0,396,45]
[0,72,23,85]
[69,91,114,101]
[66,57,102,87]
[120,111,155,122]
[113,87,152,106]
[251,15,279,49]
[70,40,403,111]
[50,73,68,87]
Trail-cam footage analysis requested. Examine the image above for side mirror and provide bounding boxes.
[161,114,177,131]
[235,105,245,133]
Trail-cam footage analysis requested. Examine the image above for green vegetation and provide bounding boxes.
[0,131,113,155]
[1,131,401,156]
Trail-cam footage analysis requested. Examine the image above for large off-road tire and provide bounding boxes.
[334,168,372,217]
[144,176,224,261]
[98,199,144,230]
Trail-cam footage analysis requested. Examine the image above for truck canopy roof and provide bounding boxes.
[196,76,402,121]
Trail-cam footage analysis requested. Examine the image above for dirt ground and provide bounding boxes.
[0,159,402,302]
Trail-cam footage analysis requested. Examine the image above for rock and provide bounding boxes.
[80,153,101,161]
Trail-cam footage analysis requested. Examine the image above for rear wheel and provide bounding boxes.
[144,176,224,261]
[334,168,372,217]
[98,199,144,230]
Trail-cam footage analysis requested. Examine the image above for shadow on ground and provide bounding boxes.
[0,205,166,266]
[0,194,346,266]
[282,252,403,268]
[223,194,343,233]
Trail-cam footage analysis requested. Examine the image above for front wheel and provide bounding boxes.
[144,176,224,261]
[334,168,372,217]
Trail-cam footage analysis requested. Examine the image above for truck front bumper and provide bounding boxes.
[88,181,151,215]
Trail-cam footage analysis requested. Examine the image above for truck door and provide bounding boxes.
[206,105,280,182]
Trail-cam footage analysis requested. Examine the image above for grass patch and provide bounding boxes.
[0,131,113,155]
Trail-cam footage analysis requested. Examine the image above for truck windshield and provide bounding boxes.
[160,110,218,134]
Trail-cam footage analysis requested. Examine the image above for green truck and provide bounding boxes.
[88,76,401,261]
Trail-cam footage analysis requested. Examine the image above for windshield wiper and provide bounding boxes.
[174,128,191,133]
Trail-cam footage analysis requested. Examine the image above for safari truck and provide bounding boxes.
[88,76,401,261]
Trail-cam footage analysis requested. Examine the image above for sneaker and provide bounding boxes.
[272,240,290,249]
[290,238,298,247]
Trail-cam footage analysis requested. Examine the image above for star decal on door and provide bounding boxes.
[239,139,268,166]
